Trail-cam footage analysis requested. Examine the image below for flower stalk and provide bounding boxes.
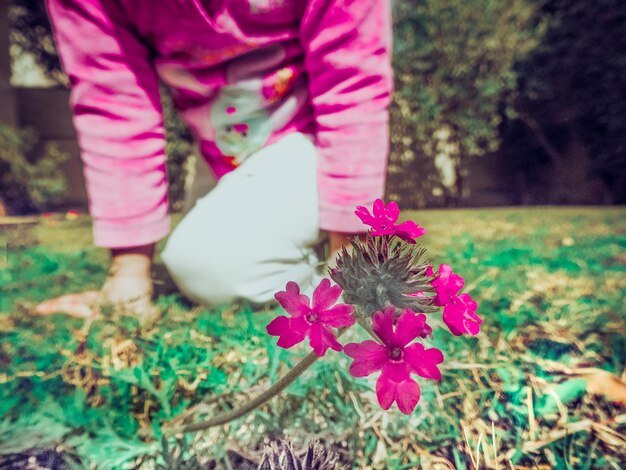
[164,327,349,436]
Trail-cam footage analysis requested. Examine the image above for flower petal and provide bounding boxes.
[355,205,376,226]
[405,343,444,380]
[318,304,355,328]
[372,199,386,218]
[432,264,465,306]
[370,226,389,237]
[381,360,412,383]
[266,316,306,349]
[384,200,400,222]
[393,310,431,347]
[289,316,310,336]
[312,278,342,311]
[308,323,342,357]
[344,340,388,377]
[274,281,310,317]
[376,374,420,414]
[395,379,421,414]
[371,306,396,346]
[442,293,482,336]
[375,373,397,410]
[396,220,426,240]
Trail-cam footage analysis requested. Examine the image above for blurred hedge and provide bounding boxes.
[0,125,68,215]
[388,0,541,206]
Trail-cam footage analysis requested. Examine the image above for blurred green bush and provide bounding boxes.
[0,124,68,215]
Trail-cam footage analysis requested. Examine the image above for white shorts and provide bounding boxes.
[161,133,322,306]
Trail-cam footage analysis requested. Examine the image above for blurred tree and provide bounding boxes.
[8,0,65,85]
[388,0,542,207]
[512,0,626,203]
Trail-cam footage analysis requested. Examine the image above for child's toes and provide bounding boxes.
[34,291,101,318]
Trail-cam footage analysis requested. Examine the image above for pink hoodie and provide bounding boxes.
[46,0,393,247]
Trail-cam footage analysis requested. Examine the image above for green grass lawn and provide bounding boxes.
[1,207,625,469]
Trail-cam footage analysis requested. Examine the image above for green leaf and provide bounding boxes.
[536,379,588,417]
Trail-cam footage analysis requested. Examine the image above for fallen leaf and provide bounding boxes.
[572,367,626,406]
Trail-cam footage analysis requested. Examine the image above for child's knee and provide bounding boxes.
[161,239,232,305]
[161,239,318,306]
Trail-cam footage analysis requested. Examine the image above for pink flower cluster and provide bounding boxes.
[427,264,482,336]
[266,199,482,415]
[355,199,425,243]
[267,279,355,357]
[344,307,442,414]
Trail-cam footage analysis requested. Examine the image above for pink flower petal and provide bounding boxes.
[372,199,386,218]
[371,306,396,346]
[432,264,465,306]
[442,293,482,336]
[375,374,420,414]
[384,200,400,222]
[375,373,397,410]
[355,199,424,244]
[308,323,342,357]
[394,310,431,347]
[312,278,342,311]
[381,360,412,383]
[266,316,307,349]
[318,304,355,328]
[396,220,426,241]
[395,379,421,414]
[274,281,310,317]
[370,226,389,237]
[355,205,376,226]
[404,343,444,380]
[344,340,388,377]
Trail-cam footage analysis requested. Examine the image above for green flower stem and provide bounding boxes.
[164,327,349,436]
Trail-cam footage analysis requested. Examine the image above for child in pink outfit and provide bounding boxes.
[38,0,392,316]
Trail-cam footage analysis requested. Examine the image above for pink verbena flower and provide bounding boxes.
[355,199,426,244]
[442,292,482,336]
[429,264,465,306]
[267,278,355,357]
[344,307,443,414]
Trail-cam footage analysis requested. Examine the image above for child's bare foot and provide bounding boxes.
[35,290,101,318]
[34,244,157,322]
[34,274,155,321]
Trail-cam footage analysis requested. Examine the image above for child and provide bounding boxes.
[36,0,392,318]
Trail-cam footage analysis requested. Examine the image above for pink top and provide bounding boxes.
[46,0,392,247]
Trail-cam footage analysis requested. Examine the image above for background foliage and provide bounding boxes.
[509,0,626,204]
[0,124,68,214]
[7,0,626,210]
[389,0,541,206]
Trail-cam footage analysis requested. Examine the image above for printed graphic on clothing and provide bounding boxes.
[211,87,272,167]
[249,0,288,14]
[157,40,309,169]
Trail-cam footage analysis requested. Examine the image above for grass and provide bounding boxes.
[1,207,625,469]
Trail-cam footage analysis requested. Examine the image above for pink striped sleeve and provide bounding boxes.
[300,0,393,233]
[46,0,169,247]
